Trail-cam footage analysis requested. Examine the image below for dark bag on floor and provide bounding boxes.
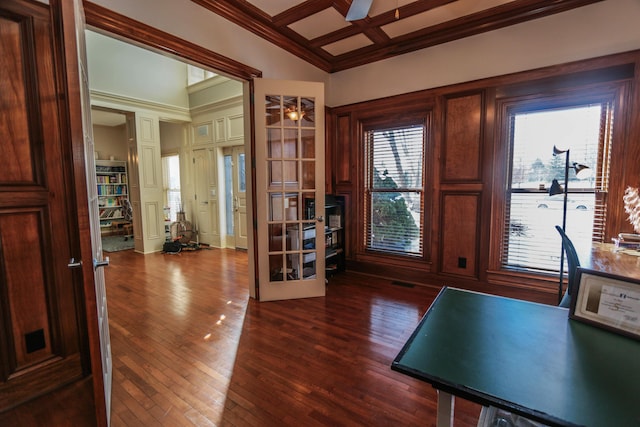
[163,241,182,254]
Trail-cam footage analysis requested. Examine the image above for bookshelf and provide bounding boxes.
[96,160,129,235]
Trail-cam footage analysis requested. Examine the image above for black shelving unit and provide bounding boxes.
[325,194,345,277]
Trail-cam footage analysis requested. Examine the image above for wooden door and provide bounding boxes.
[253,78,326,301]
[0,0,103,417]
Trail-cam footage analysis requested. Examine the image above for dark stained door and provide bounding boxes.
[0,0,88,413]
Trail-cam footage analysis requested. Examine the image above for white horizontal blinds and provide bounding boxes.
[365,125,424,256]
[592,103,614,243]
[502,104,611,272]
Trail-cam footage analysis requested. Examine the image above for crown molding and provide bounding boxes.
[90,90,192,122]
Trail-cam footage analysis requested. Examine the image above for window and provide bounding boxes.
[186,65,217,86]
[162,154,181,222]
[364,124,425,256]
[503,102,613,273]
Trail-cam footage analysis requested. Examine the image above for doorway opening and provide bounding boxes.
[87,29,247,254]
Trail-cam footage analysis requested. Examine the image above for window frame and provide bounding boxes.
[490,82,631,281]
[361,115,428,258]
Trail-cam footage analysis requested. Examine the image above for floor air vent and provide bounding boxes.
[391,281,415,288]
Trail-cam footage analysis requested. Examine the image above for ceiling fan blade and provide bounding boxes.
[346,0,373,21]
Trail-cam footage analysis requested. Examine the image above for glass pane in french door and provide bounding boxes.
[266,94,318,282]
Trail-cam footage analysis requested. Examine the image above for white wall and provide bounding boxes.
[93,124,127,161]
[86,30,190,109]
[330,0,640,105]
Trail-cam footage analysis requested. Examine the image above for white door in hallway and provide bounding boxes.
[223,146,248,249]
[193,148,214,245]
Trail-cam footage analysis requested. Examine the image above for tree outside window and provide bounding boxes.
[365,125,425,256]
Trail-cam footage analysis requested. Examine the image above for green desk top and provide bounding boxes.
[391,287,640,427]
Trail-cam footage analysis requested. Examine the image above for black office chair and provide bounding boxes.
[555,225,580,309]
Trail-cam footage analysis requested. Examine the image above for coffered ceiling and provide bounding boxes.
[190,0,602,73]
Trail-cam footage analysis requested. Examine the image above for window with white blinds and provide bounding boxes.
[503,103,612,273]
[162,154,182,222]
[365,125,425,256]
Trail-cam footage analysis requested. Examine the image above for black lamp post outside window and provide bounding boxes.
[549,145,591,304]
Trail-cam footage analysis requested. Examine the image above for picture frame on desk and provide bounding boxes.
[570,268,640,341]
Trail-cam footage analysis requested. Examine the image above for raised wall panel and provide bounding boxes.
[443,93,483,182]
[144,202,161,238]
[0,16,36,184]
[440,193,479,277]
[228,114,244,140]
[215,118,225,142]
[141,145,158,188]
[0,211,52,369]
[194,122,213,145]
[139,116,155,142]
[335,114,352,185]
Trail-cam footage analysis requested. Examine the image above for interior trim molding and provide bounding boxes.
[90,90,192,122]
[189,95,243,116]
[83,1,262,81]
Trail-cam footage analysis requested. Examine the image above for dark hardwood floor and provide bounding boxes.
[0,247,485,426]
[104,248,483,426]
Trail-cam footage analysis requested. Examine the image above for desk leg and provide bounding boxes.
[436,390,454,427]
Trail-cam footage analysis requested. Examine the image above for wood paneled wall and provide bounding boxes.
[327,50,640,301]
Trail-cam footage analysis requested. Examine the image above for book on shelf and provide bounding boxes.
[329,215,341,228]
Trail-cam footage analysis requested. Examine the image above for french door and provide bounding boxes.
[67,0,113,424]
[253,79,325,301]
